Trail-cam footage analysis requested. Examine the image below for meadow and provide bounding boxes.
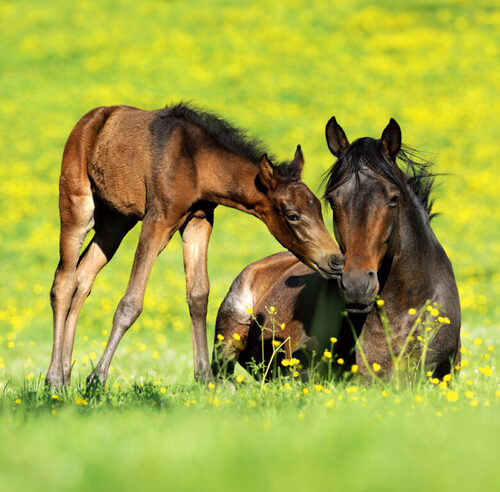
[0,0,499,490]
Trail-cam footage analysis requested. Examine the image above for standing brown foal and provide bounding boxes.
[46,103,341,386]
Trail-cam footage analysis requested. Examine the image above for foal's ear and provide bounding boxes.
[290,145,305,179]
[325,116,349,157]
[381,118,402,161]
[258,154,278,191]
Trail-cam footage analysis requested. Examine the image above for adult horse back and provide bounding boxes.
[46,103,342,387]
[213,118,461,381]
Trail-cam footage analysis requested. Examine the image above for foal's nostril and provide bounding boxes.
[328,254,345,272]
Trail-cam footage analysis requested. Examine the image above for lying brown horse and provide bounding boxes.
[212,118,461,381]
[46,103,342,387]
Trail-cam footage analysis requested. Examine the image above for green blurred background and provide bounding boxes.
[0,0,498,490]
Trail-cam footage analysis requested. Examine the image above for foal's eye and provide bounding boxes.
[285,213,300,222]
[388,193,400,206]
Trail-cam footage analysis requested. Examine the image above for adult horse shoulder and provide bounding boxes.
[46,103,342,387]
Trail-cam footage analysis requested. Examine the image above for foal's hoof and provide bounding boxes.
[194,369,215,385]
[45,371,64,388]
[86,372,105,388]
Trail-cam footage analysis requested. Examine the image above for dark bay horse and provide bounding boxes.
[212,118,461,381]
[46,103,342,387]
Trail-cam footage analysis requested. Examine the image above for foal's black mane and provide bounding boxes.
[324,137,437,218]
[166,103,295,178]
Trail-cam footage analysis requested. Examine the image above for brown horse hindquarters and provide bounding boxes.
[212,252,347,379]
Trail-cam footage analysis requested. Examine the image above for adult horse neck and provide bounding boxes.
[46,103,341,387]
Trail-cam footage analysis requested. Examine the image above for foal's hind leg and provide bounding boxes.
[87,216,177,384]
[60,215,137,383]
[180,209,214,382]
[47,194,95,387]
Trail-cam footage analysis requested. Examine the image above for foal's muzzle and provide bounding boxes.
[328,254,345,278]
[339,269,378,313]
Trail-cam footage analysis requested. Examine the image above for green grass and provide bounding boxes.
[0,0,499,490]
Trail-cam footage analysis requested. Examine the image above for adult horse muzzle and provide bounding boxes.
[339,269,378,313]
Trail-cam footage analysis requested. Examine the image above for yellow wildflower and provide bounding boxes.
[446,390,459,402]
[473,338,482,346]
[372,362,381,372]
[465,391,474,399]
[470,400,479,407]
[293,371,299,378]
[376,299,385,306]
[247,308,253,315]
[408,308,417,315]
[323,350,332,359]
[15,398,21,405]
[381,390,387,397]
[208,382,215,390]
[479,365,492,376]
[346,386,358,394]
[430,308,439,317]
[330,337,338,344]
[233,333,241,341]
[439,381,447,389]
[217,334,224,341]
[351,364,359,374]
[160,387,167,394]
[302,388,309,395]
[236,375,244,384]
[414,395,423,403]
[281,359,290,367]
[325,400,335,408]
[271,340,280,347]
[337,358,344,365]
[314,384,323,392]
[284,383,291,390]
[443,374,452,382]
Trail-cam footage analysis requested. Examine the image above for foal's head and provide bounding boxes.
[324,118,409,312]
[257,146,343,279]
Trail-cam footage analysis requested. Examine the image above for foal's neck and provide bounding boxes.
[198,150,267,217]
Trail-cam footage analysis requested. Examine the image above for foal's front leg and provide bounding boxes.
[181,210,214,382]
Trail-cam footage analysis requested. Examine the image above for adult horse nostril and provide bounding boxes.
[366,270,377,294]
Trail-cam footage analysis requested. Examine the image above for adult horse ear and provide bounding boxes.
[290,145,305,179]
[381,118,402,161]
[258,154,278,191]
[325,116,349,157]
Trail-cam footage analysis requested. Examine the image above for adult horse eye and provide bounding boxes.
[388,193,400,206]
[286,213,300,222]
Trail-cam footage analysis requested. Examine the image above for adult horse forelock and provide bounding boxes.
[46,103,342,387]
[212,117,461,381]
